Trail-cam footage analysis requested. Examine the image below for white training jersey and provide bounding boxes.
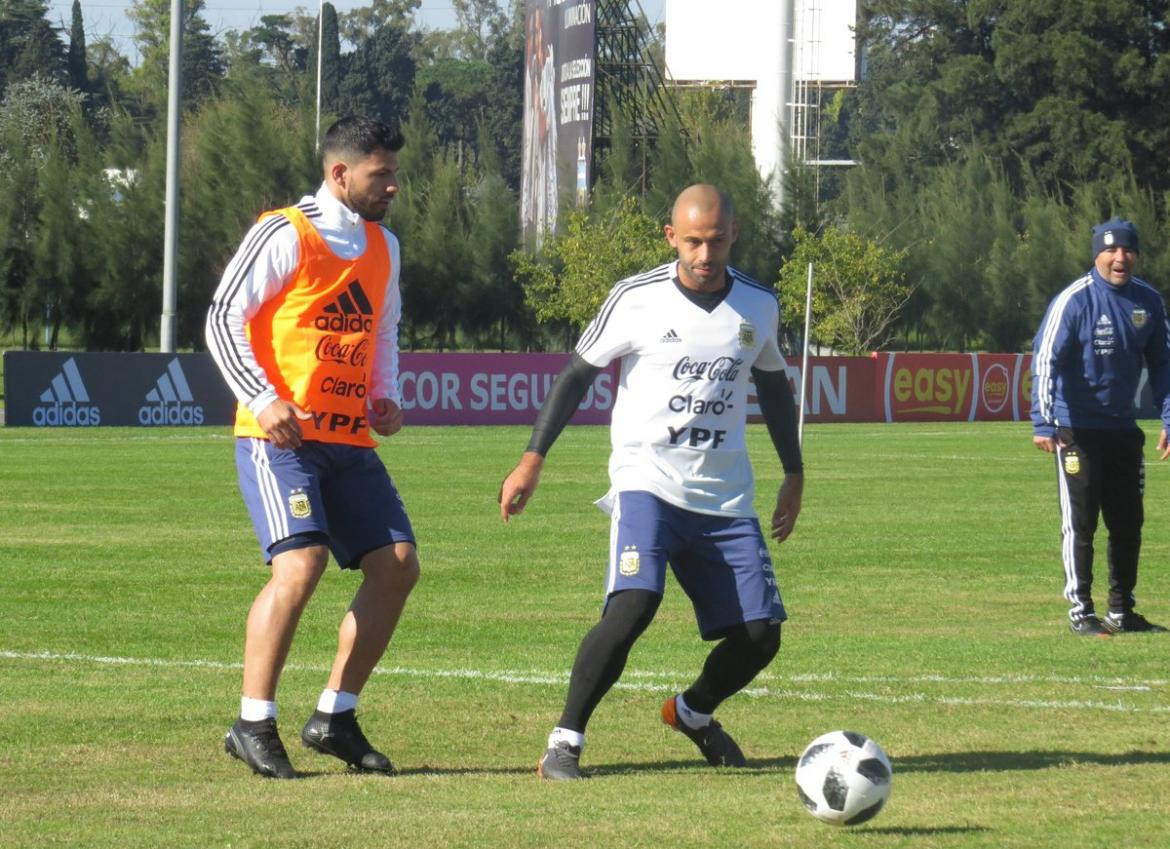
[576,261,786,517]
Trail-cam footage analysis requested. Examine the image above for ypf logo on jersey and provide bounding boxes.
[138,358,205,425]
[32,357,102,426]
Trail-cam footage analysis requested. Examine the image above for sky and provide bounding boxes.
[46,0,666,65]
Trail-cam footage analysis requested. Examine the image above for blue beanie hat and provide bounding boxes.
[1092,218,1139,257]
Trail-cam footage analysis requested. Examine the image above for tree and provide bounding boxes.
[67,0,87,95]
[127,0,225,110]
[451,0,508,61]
[777,226,913,356]
[513,196,674,329]
[304,3,342,116]
[850,0,1170,196]
[338,13,418,126]
[0,0,67,97]
[0,77,91,347]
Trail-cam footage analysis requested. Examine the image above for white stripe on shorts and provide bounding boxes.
[249,438,288,543]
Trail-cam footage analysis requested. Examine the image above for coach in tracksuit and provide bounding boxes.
[1031,218,1170,636]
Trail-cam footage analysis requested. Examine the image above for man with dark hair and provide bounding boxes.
[206,115,418,778]
[1032,216,1170,636]
[499,184,804,779]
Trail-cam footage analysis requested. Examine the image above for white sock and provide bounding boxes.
[549,727,585,750]
[317,689,359,714]
[675,695,712,730]
[240,697,277,722]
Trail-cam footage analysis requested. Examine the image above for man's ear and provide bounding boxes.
[327,159,348,189]
[663,223,676,248]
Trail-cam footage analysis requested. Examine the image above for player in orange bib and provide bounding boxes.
[206,116,418,778]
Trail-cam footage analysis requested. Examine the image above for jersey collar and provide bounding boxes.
[315,183,366,235]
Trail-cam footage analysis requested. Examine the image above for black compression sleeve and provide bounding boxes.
[752,366,804,474]
[526,353,603,456]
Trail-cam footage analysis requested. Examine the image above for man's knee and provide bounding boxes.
[270,544,330,600]
[361,542,420,593]
[739,619,781,668]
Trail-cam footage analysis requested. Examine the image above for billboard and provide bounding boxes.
[2,352,235,427]
[520,0,597,246]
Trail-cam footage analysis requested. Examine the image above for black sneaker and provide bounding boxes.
[1069,615,1112,637]
[301,709,394,773]
[1103,611,1168,633]
[661,695,746,767]
[224,718,296,779]
[537,741,583,780]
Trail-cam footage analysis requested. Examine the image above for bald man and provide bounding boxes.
[499,184,804,779]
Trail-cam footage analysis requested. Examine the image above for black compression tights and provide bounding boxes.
[556,589,782,732]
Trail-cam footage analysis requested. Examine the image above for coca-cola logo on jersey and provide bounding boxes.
[672,355,743,382]
[315,335,369,367]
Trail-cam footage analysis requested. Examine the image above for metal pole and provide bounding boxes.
[315,0,324,151]
[775,0,795,211]
[798,262,814,447]
[160,0,183,353]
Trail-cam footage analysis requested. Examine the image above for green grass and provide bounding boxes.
[1,422,1168,848]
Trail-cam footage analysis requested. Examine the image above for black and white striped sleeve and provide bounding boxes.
[205,213,300,416]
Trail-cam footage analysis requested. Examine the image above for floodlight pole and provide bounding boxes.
[160,0,183,353]
[798,262,814,447]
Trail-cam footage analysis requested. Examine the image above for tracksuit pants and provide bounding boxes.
[1053,427,1144,620]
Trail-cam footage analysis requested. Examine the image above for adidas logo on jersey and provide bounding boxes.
[314,279,374,333]
[32,357,102,426]
[138,358,205,425]
[660,328,682,343]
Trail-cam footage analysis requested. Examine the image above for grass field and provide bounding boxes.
[1,421,1168,848]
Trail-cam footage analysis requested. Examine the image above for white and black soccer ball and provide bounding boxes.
[794,730,892,826]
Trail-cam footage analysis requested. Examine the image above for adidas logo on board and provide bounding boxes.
[33,357,101,426]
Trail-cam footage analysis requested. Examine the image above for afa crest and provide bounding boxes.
[1063,453,1081,476]
[738,322,756,347]
[1132,308,1149,329]
[619,547,640,577]
[288,489,312,519]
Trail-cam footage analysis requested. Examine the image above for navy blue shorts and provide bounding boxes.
[235,437,415,569]
[606,491,786,639]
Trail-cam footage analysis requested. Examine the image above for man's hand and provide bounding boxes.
[257,399,312,450]
[1033,435,1059,453]
[1158,429,1170,461]
[369,397,404,437]
[771,473,803,543]
[498,452,544,523]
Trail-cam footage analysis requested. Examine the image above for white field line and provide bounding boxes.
[2,649,1168,715]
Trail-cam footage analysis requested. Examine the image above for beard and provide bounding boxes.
[347,188,389,222]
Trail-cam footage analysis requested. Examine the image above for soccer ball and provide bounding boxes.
[794,730,892,826]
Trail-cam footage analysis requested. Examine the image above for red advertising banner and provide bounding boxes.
[873,352,1034,422]
[398,352,615,425]
[754,357,878,423]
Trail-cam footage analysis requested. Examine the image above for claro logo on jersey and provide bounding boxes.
[314,279,374,333]
[32,357,101,426]
[139,358,204,425]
